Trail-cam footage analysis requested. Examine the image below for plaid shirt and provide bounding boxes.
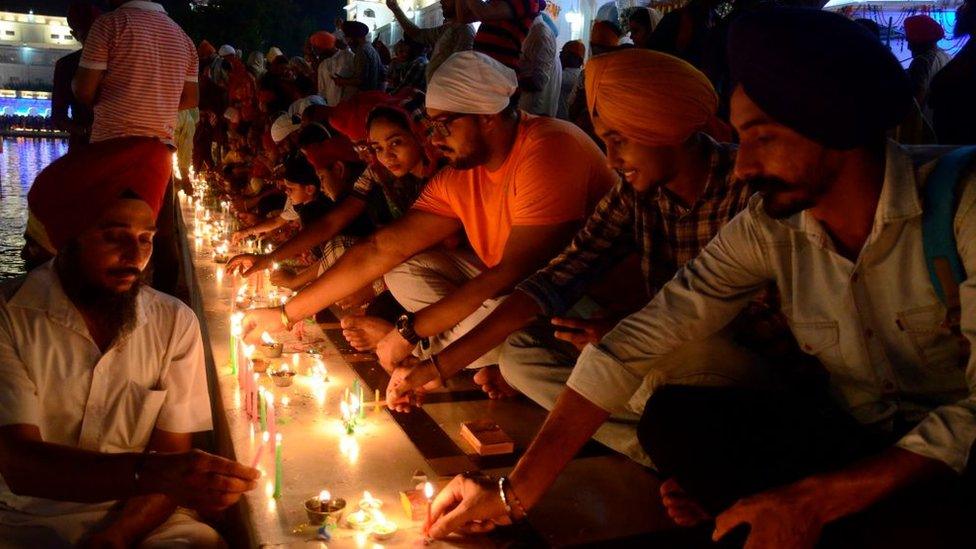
[518,135,749,316]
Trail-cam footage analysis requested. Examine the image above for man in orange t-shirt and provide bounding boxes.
[242,51,614,393]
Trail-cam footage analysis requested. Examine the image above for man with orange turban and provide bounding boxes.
[398,49,793,540]
[2,138,258,547]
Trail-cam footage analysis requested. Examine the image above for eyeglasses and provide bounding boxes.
[422,113,470,138]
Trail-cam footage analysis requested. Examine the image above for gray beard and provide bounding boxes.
[55,243,141,345]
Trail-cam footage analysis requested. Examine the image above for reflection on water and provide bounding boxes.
[0,137,68,281]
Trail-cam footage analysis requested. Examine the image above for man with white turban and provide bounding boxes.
[240,51,615,397]
[405,47,803,540]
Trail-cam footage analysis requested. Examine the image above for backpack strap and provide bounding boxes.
[921,145,976,364]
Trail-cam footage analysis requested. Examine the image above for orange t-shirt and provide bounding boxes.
[412,114,616,268]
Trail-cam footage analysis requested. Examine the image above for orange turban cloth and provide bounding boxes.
[590,21,621,48]
[28,137,172,250]
[585,48,730,146]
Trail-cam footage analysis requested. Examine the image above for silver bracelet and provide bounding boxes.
[498,476,527,522]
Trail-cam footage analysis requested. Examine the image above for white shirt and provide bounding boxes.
[317,49,355,106]
[518,16,561,117]
[0,262,213,516]
[569,142,976,474]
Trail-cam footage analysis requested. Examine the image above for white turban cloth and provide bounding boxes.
[271,114,301,144]
[426,51,518,115]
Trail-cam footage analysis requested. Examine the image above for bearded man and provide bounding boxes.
[0,138,258,548]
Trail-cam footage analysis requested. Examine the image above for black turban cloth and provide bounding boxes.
[342,21,370,40]
[728,8,913,150]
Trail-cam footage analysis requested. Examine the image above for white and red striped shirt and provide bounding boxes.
[80,1,197,144]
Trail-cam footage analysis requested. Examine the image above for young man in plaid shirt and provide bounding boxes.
[385,49,795,465]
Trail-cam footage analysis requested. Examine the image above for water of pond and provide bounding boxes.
[0,137,68,281]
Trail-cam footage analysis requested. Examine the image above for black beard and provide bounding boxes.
[742,176,816,220]
[56,242,141,345]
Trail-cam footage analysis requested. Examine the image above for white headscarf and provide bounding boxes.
[218,44,236,57]
[426,51,518,115]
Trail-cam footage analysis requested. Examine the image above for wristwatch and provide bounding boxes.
[395,312,424,345]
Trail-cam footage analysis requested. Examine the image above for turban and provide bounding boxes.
[329,91,399,141]
[28,138,171,251]
[288,95,327,121]
[342,21,370,39]
[303,136,360,171]
[271,113,301,143]
[310,31,336,52]
[198,40,216,60]
[218,44,236,57]
[586,49,729,146]
[728,8,912,150]
[426,51,518,115]
[67,1,101,37]
[904,15,945,44]
[562,40,586,60]
[266,47,284,63]
[590,20,621,48]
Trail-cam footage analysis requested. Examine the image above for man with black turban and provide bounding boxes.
[624,8,974,547]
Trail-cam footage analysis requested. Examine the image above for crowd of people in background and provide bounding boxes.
[1,0,975,546]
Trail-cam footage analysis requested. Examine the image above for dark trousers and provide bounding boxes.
[638,385,975,548]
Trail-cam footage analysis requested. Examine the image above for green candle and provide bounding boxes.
[273,433,282,499]
[229,334,238,376]
[259,388,267,431]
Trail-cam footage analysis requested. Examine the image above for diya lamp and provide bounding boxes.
[213,242,230,263]
[370,510,398,541]
[358,490,382,512]
[344,509,372,531]
[269,364,295,387]
[305,490,346,526]
[260,331,283,358]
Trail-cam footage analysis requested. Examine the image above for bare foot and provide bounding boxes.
[472,365,519,400]
[340,315,394,351]
[660,478,711,527]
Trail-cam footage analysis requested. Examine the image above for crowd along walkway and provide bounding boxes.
[176,191,680,547]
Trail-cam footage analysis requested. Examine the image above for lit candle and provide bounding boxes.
[374,388,381,413]
[273,433,283,499]
[358,381,365,420]
[424,482,434,526]
[251,373,260,422]
[340,400,353,435]
[251,430,270,468]
[216,265,224,285]
[259,387,267,431]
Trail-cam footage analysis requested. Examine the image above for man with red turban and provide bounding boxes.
[905,14,950,125]
[0,138,258,546]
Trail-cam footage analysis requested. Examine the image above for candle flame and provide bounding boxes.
[424,482,434,499]
[275,433,282,443]
[263,431,270,443]
[243,344,255,359]
[261,331,275,344]
[319,490,331,502]
[340,400,350,419]
[267,392,274,405]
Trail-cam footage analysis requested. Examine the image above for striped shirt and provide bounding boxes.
[473,0,540,70]
[80,1,197,144]
[518,135,748,315]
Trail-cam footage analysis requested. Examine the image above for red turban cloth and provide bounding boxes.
[28,137,172,250]
[303,136,360,171]
[328,91,400,142]
[585,48,731,146]
[198,40,217,60]
[904,15,945,45]
[310,31,337,52]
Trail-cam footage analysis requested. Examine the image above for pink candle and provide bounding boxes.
[251,431,270,468]
[251,373,260,422]
[267,392,277,442]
